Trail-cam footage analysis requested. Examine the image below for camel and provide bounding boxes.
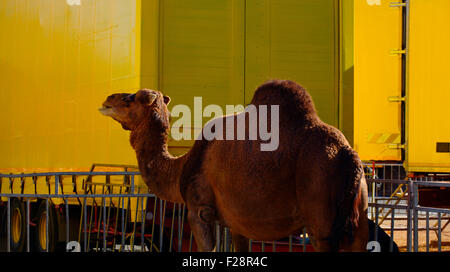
[99,80,369,252]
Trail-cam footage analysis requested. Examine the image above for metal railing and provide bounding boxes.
[367,177,450,252]
[1,170,449,252]
[0,171,311,252]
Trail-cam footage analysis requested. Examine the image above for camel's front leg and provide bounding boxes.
[187,209,215,252]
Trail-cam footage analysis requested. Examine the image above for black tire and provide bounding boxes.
[35,200,58,252]
[10,198,26,252]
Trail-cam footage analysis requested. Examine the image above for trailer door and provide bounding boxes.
[245,0,340,128]
[354,0,404,161]
[158,0,245,155]
[407,0,450,173]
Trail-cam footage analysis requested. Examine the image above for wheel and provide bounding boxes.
[35,200,58,252]
[10,198,26,252]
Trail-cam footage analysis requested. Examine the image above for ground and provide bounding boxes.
[380,217,450,252]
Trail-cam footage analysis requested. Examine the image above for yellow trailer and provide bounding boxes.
[0,0,348,251]
[0,0,346,170]
[0,0,142,173]
[0,0,147,252]
[354,0,450,173]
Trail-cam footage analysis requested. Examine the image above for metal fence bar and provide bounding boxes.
[123,192,132,251]
[371,181,376,220]
[223,228,229,252]
[6,198,10,252]
[65,199,69,250]
[406,181,412,252]
[111,187,122,252]
[189,231,193,252]
[416,206,450,214]
[104,193,113,252]
[102,195,107,252]
[149,197,158,252]
[83,198,87,252]
[140,196,147,252]
[46,198,49,252]
[438,213,442,252]
[375,206,379,242]
[95,186,105,251]
[130,175,135,195]
[413,182,419,252]
[215,222,221,252]
[121,197,125,251]
[160,200,166,252]
[426,211,429,252]
[178,204,185,251]
[131,188,141,252]
[413,181,450,188]
[390,209,395,253]
[368,203,408,210]
[169,203,176,252]
[27,198,30,252]
[55,175,59,195]
[87,188,95,250]
[366,179,410,185]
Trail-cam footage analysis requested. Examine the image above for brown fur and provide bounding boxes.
[99,80,368,252]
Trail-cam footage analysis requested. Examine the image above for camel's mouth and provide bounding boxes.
[98,104,114,116]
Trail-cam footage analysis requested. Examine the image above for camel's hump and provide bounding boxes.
[250,79,318,119]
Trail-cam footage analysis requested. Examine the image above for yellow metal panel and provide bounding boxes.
[140,0,160,90]
[245,0,339,127]
[0,0,143,173]
[159,0,245,155]
[407,0,450,173]
[354,0,403,161]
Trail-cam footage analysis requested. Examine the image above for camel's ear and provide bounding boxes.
[136,89,157,106]
[163,95,171,105]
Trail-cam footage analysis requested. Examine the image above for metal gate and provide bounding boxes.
[1,171,449,252]
[366,163,450,252]
[0,172,311,252]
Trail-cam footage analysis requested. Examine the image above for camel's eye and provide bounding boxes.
[121,94,135,106]
[122,94,135,102]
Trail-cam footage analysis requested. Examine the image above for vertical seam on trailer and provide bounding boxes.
[336,0,342,130]
[243,0,247,105]
[158,0,164,92]
[403,0,411,167]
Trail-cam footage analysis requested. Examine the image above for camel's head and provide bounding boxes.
[99,89,171,131]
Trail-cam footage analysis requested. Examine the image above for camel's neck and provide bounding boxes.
[130,121,186,204]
